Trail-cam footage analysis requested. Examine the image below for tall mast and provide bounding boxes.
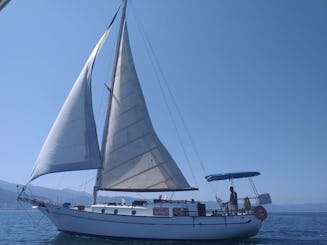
[109,0,127,83]
[92,0,128,205]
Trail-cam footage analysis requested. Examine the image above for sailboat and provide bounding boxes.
[18,0,271,240]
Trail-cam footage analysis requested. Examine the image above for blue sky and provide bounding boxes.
[0,0,326,205]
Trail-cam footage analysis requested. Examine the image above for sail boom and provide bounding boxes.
[96,187,199,192]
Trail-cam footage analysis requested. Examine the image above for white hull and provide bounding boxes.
[37,203,262,240]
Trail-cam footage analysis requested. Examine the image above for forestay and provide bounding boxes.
[96,21,195,192]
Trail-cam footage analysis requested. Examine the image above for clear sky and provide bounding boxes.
[0,0,326,205]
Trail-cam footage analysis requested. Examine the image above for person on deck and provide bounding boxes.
[229,186,238,213]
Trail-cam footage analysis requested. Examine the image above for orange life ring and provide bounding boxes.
[253,205,268,221]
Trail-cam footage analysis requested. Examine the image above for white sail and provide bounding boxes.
[29,28,112,182]
[96,22,195,192]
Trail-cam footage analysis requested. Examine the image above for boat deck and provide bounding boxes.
[66,199,254,218]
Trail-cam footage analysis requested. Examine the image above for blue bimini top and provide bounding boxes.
[205,171,260,182]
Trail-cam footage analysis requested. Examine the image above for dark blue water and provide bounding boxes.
[0,210,326,244]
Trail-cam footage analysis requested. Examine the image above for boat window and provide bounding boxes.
[173,208,189,216]
[197,203,206,216]
[132,200,148,206]
[153,207,169,216]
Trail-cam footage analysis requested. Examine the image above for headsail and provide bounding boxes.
[29,12,118,182]
[96,20,196,192]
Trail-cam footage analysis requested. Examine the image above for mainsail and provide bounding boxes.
[96,20,196,192]
[29,13,118,182]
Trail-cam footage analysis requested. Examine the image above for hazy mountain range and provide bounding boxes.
[0,179,130,209]
[1,179,326,212]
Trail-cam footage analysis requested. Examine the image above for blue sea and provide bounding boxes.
[0,210,326,244]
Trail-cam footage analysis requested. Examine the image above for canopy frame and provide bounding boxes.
[205,171,260,182]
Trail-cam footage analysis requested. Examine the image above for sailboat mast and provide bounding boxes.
[109,0,128,82]
[92,0,128,205]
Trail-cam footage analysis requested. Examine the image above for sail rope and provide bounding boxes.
[130,1,209,186]
[16,186,48,226]
[132,24,197,187]
[17,200,46,226]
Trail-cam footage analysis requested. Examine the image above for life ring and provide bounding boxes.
[253,205,268,221]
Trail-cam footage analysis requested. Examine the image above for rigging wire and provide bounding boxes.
[17,201,46,226]
[249,177,259,197]
[16,186,47,226]
[129,1,210,188]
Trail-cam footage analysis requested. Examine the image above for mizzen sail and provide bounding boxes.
[29,14,118,182]
[96,21,196,192]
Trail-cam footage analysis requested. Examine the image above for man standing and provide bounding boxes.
[229,186,238,213]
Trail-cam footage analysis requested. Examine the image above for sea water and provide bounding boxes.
[0,210,326,244]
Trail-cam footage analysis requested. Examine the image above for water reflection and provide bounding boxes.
[50,232,262,245]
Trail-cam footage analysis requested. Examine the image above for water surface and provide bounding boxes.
[0,210,326,244]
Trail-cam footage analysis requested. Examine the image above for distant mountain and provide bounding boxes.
[0,179,92,208]
[0,179,135,209]
[0,179,29,209]
[0,179,18,192]
[1,179,327,212]
[0,187,24,209]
